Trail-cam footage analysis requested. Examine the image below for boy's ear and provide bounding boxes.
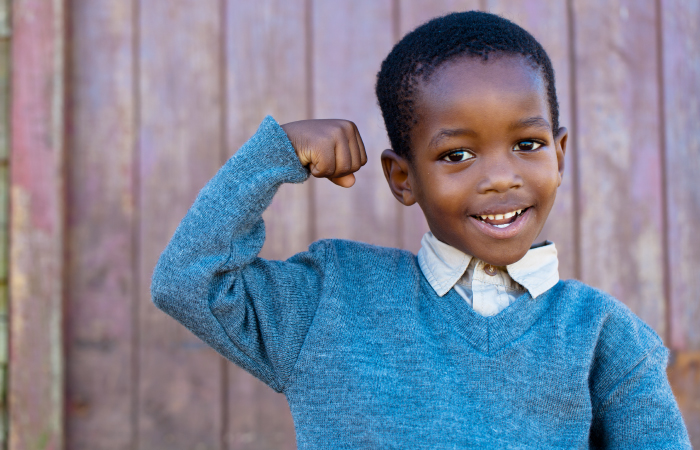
[554,127,568,183]
[381,149,417,206]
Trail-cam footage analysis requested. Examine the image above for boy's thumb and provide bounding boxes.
[329,174,356,188]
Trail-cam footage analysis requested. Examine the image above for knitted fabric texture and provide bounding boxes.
[151,117,690,449]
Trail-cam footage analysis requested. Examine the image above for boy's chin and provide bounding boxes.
[478,252,528,267]
[467,242,533,267]
[429,226,538,266]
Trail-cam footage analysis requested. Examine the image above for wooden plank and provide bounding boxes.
[227,365,295,450]
[8,0,65,448]
[661,0,700,351]
[65,1,136,448]
[572,0,665,335]
[667,351,700,447]
[0,0,9,161]
[224,0,307,448]
[0,170,7,448]
[484,0,576,279]
[312,0,399,248]
[138,1,224,448]
[661,1,700,441]
[0,0,10,445]
[398,0,482,253]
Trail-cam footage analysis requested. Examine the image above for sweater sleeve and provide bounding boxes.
[150,116,327,393]
[589,307,691,449]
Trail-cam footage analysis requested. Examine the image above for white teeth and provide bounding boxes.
[494,223,511,228]
[477,208,526,222]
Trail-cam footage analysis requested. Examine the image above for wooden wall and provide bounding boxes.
[0,0,9,447]
[7,0,700,448]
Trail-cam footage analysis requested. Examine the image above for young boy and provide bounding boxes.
[151,11,690,448]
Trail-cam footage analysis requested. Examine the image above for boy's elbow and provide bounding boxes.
[150,256,212,316]
[150,258,187,313]
[150,269,175,312]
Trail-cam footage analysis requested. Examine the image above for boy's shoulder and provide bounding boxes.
[556,280,660,337]
[302,238,422,288]
[553,279,664,369]
[312,238,417,264]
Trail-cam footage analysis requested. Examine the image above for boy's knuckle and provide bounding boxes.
[337,161,352,175]
[313,161,332,176]
[332,126,346,139]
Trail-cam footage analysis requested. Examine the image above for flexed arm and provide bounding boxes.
[151,116,366,392]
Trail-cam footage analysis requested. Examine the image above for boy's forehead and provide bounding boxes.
[416,55,546,104]
[406,55,551,156]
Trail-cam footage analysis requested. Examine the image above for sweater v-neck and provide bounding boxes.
[420,267,558,354]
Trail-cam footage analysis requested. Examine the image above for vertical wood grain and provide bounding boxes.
[0,0,10,446]
[224,0,307,448]
[661,0,700,351]
[138,1,224,448]
[398,0,482,253]
[312,0,399,247]
[484,0,576,280]
[572,0,665,335]
[65,1,136,448]
[661,0,700,443]
[8,0,65,448]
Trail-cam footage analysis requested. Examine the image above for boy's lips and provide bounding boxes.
[468,207,532,240]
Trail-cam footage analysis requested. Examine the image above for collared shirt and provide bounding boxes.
[417,232,559,317]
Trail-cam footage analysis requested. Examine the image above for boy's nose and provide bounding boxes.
[475,161,524,194]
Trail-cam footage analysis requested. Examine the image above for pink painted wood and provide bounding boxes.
[224,0,308,447]
[661,0,700,351]
[572,0,666,335]
[10,0,700,444]
[398,0,482,253]
[137,1,225,448]
[485,0,577,280]
[65,1,136,448]
[312,0,399,248]
[8,0,65,448]
[661,1,700,443]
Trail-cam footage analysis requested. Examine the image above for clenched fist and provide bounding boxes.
[282,119,367,188]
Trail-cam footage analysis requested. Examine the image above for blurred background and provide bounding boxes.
[3,0,699,448]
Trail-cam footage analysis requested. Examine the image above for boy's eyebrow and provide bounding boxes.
[429,117,552,149]
[429,128,477,149]
[509,116,551,132]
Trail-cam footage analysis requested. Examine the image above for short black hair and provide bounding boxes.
[376,11,559,159]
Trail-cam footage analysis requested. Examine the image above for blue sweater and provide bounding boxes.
[151,117,690,449]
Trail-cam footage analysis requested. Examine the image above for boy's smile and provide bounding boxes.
[382,56,567,266]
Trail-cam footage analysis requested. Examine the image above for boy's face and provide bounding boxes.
[382,56,567,267]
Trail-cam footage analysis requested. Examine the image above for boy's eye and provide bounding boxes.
[442,150,474,162]
[514,140,543,151]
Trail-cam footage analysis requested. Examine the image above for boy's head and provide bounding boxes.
[378,11,568,266]
[376,11,559,159]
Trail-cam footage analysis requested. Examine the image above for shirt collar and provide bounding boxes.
[417,231,559,299]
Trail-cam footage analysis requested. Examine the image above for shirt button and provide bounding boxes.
[484,264,497,276]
